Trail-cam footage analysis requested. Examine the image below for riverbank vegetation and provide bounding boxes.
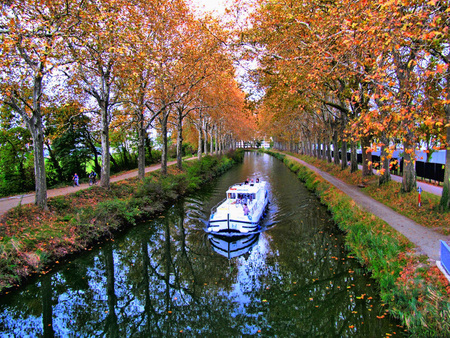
[263,149,450,336]
[0,150,243,294]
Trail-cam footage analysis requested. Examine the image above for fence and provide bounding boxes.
[332,152,445,183]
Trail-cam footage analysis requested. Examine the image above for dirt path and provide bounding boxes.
[286,154,449,263]
[0,158,195,218]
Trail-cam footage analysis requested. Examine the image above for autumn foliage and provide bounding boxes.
[245,0,450,206]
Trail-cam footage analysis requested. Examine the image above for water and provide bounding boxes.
[0,152,405,336]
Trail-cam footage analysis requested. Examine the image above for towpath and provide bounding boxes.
[285,154,449,263]
[0,158,195,218]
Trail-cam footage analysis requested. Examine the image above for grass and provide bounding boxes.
[261,149,450,337]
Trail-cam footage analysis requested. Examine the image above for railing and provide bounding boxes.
[210,198,227,216]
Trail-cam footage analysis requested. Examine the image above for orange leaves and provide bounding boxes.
[436,64,447,74]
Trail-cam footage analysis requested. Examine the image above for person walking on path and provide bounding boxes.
[89,171,97,185]
[73,173,79,187]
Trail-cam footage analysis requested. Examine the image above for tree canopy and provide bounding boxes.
[0,0,255,205]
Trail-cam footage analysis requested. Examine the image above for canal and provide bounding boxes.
[0,152,404,336]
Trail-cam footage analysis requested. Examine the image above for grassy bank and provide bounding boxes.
[262,149,450,336]
[0,150,244,294]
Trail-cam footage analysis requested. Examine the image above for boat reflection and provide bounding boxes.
[208,233,260,259]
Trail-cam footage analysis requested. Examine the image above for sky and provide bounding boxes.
[189,0,230,16]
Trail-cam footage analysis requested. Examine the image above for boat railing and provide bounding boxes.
[210,198,227,215]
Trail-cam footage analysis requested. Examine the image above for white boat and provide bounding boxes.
[207,178,269,234]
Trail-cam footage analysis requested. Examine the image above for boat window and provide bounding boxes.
[228,193,236,199]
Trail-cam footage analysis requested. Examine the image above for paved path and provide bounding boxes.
[286,154,449,263]
[0,158,195,217]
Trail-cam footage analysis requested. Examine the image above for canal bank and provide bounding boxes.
[262,149,450,336]
[0,151,244,295]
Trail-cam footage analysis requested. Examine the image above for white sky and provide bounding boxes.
[189,0,230,16]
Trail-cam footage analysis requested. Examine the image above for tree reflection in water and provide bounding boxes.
[0,153,403,336]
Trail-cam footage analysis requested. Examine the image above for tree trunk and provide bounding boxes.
[215,126,219,155]
[379,134,391,185]
[361,135,373,179]
[176,110,183,171]
[29,78,48,209]
[137,111,146,181]
[332,131,339,165]
[326,139,332,163]
[34,131,48,207]
[100,104,111,189]
[197,121,202,161]
[341,141,348,170]
[210,125,214,154]
[401,139,416,193]
[203,121,208,155]
[350,141,358,173]
[160,110,169,176]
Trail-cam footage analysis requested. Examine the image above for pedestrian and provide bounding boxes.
[89,170,97,185]
[73,173,79,187]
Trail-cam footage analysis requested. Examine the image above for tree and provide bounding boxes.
[66,0,130,189]
[0,0,78,208]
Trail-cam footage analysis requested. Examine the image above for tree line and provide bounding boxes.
[244,0,450,209]
[0,0,256,207]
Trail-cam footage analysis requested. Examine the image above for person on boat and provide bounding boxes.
[243,203,249,215]
[245,178,249,184]
[242,195,247,205]
[256,178,260,183]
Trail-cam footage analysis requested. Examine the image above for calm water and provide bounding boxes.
[0,152,405,337]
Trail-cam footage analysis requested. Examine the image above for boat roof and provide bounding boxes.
[226,181,266,194]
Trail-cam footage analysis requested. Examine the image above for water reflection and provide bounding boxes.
[0,152,404,336]
[208,233,260,259]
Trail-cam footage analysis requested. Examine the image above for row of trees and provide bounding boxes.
[0,0,256,208]
[245,0,450,209]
